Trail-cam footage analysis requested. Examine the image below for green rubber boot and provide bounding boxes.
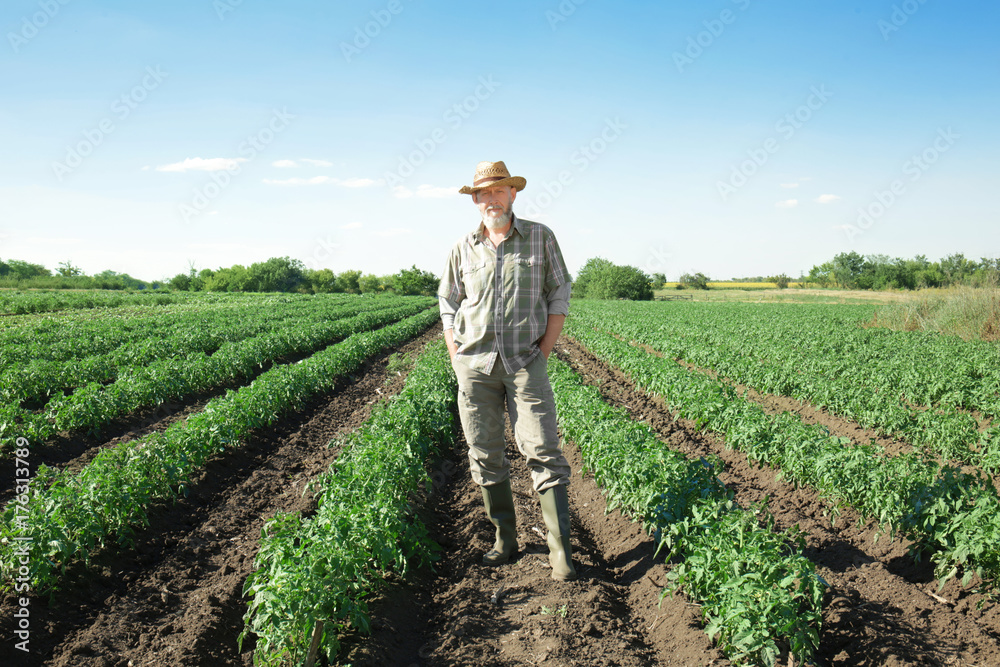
[539,485,577,581]
[481,479,517,565]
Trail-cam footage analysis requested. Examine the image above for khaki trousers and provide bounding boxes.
[452,353,571,492]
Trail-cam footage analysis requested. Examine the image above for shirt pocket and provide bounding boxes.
[462,260,491,302]
[505,256,540,294]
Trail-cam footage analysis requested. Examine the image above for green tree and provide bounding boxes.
[572,257,614,298]
[574,257,652,300]
[807,262,834,287]
[305,268,336,293]
[832,251,864,288]
[169,272,192,291]
[680,272,710,290]
[940,253,975,284]
[335,269,362,294]
[247,257,306,292]
[205,265,251,292]
[390,265,439,296]
[5,259,49,280]
[56,260,83,277]
[358,273,384,294]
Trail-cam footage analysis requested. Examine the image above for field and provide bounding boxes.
[2,292,1000,666]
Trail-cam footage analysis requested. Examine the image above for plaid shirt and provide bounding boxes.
[439,215,571,374]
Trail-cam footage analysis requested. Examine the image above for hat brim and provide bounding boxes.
[458,176,526,195]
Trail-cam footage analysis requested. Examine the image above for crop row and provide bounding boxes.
[548,357,824,666]
[572,301,1000,468]
[241,340,456,665]
[0,299,432,451]
[0,293,363,375]
[0,288,221,316]
[0,307,440,593]
[562,319,1000,590]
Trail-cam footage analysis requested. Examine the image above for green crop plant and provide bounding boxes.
[241,340,456,665]
[562,314,1000,591]
[548,357,825,666]
[0,307,439,593]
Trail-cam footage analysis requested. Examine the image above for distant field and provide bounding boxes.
[660,281,805,290]
[654,286,910,304]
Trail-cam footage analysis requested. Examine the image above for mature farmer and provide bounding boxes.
[438,160,576,581]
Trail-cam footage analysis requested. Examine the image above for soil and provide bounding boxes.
[4,325,1000,666]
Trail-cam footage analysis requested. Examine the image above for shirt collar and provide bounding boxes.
[473,214,525,245]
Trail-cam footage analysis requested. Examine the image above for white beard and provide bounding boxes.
[483,208,512,231]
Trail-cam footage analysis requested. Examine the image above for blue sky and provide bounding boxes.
[1,0,996,282]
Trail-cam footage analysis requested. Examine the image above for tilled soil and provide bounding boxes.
[6,327,1000,666]
[0,325,441,667]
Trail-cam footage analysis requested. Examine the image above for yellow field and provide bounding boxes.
[660,282,806,290]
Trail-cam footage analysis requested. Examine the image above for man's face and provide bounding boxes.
[473,185,516,230]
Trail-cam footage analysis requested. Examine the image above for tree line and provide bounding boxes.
[805,252,998,290]
[0,256,440,296]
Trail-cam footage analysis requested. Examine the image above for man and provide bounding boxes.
[438,160,576,581]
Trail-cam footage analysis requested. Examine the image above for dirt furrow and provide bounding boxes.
[0,325,441,667]
[558,335,1000,666]
[341,363,724,666]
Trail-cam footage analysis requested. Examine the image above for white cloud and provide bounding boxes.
[156,157,248,172]
[341,221,363,230]
[391,184,458,199]
[776,199,799,209]
[816,194,841,204]
[272,158,333,168]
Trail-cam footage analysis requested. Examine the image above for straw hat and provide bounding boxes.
[458,160,526,195]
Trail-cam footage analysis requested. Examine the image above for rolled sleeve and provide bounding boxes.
[439,295,459,330]
[546,282,571,317]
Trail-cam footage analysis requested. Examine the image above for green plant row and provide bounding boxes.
[572,300,1000,469]
[563,318,1000,590]
[0,294,384,395]
[548,357,824,667]
[0,307,440,593]
[0,299,432,451]
[241,340,456,666]
[0,289,207,316]
[0,292,334,367]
